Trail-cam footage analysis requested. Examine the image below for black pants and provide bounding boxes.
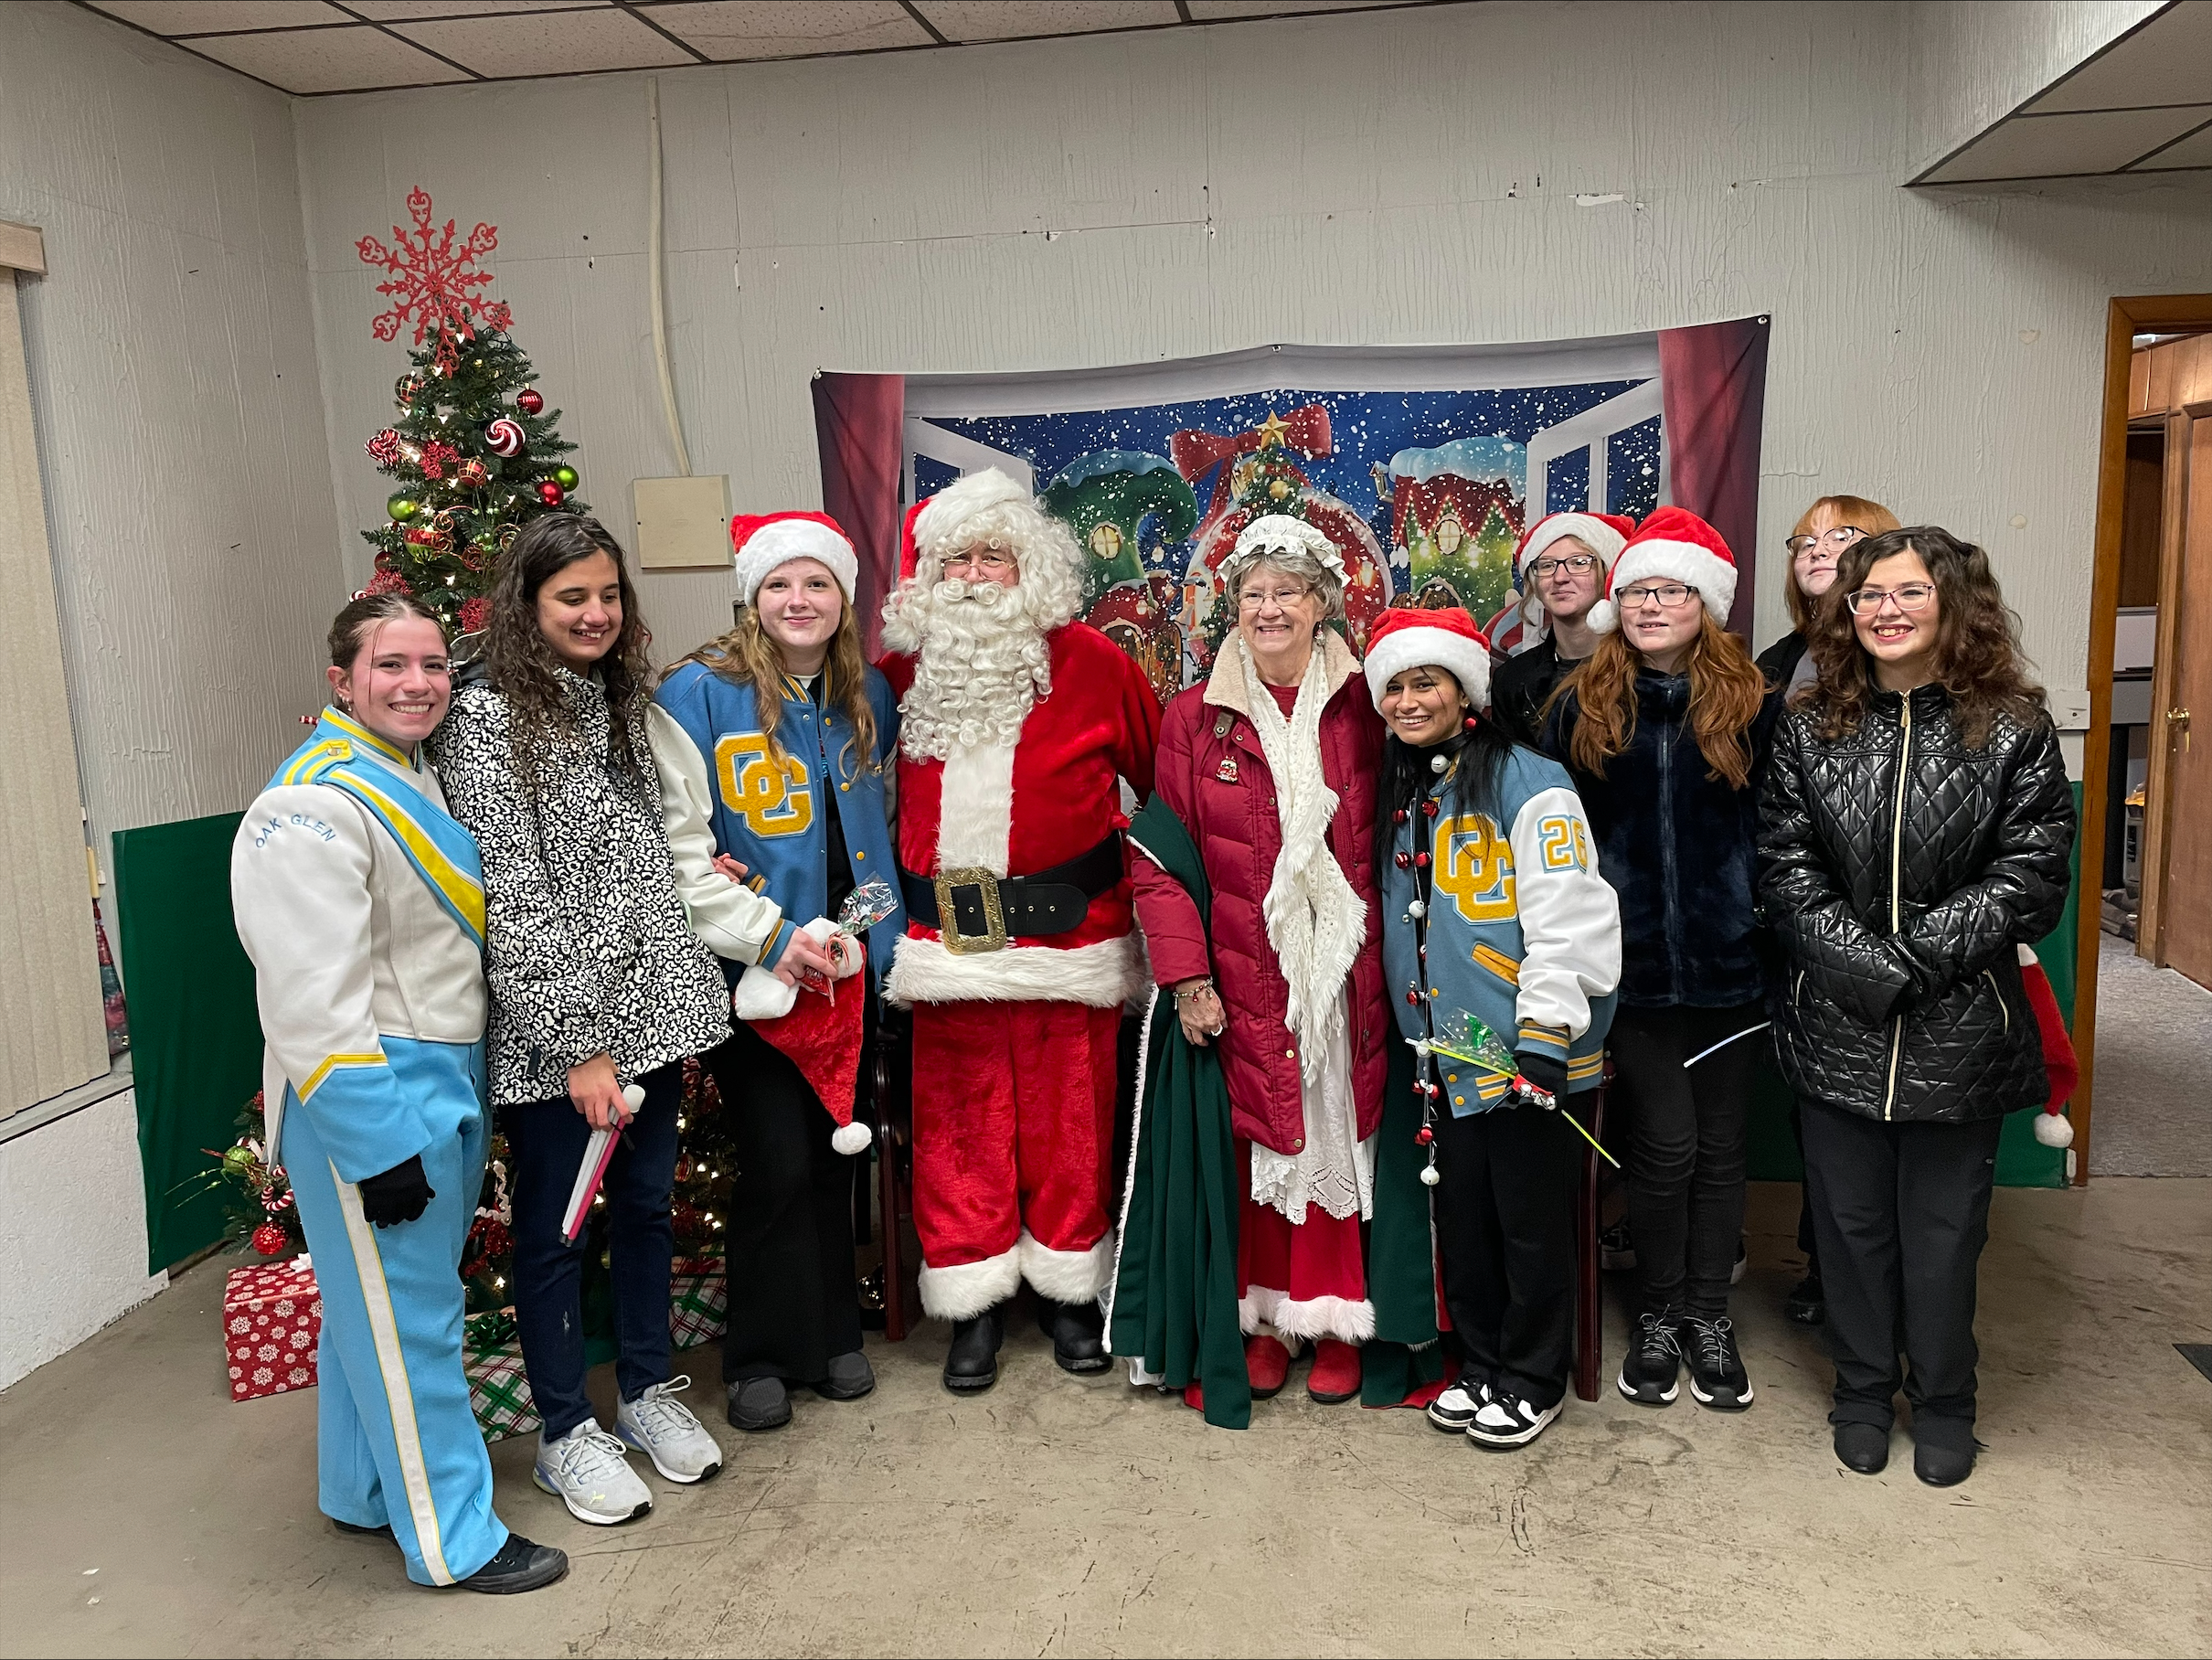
[505,1059,682,1441]
[1799,1101,2002,1445]
[1432,1098,1580,1410]
[1609,1003,1761,1319]
[1787,1098,1820,1274]
[703,1022,863,1386]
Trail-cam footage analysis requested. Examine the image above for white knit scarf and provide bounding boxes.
[1236,633,1366,1086]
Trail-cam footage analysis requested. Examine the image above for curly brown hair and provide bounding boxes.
[678,596,882,779]
[480,514,654,786]
[1795,526,2046,748]
[1552,612,1768,789]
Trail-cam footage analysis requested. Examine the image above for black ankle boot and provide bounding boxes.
[1037,1298,1109,1374]
[943,1306,1005,1393]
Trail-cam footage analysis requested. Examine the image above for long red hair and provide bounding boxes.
[1553,613,1767,789]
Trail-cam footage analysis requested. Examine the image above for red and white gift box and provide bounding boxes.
[225,1254,322,1401]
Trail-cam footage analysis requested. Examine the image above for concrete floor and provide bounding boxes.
[2090,933,2212,1176]
[4,1180,2207,1660]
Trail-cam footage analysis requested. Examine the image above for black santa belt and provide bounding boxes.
[899,832,1124,956]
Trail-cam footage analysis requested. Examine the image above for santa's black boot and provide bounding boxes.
[943,1306,1005,1394]
[1037,1298,1110,1375]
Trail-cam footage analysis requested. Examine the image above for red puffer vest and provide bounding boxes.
[1131,632,1388,1155]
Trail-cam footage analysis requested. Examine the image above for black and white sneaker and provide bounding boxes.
[1683,1315,1754,1410]
[1425,1378,1489,1433]
[1600,1219,1636,1272]
[1467,1389,1562,1450]
[1617,1310,1682,1405]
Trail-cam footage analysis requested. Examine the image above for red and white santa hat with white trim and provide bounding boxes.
[730,511,859,608]
[1363,606,1495,713]
[1587,505,1739,635]
[899,467,1035,580]
[1515,510,1634,583]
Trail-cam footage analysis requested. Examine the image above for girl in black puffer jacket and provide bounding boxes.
[1760,527,2073,1489]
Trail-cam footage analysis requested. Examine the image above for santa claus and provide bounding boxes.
[880,469,1163,1393]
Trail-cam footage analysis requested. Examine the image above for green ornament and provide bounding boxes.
[388,495,420,523]
[222,1144,257,1174]
[552,465,580,492]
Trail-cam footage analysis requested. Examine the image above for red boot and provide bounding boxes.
[1246,1335,1292,1399]
[1182,1380,1204,1411]
[1308,1339,1362,1403]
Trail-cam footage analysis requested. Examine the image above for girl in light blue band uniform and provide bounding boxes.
[229,591,565,1593]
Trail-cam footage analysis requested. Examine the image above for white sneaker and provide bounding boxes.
[1425,1378,1489,1433]
[533,1422,653,1526]
[616,1376,724,1484]
[1467,1389,1563,1450]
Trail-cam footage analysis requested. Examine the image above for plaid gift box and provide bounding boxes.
[464,1326,541,1442]
[669,1253,728,1351]
[225,1255,321,1401]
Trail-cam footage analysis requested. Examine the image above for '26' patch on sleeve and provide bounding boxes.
[1537,815,1591,873]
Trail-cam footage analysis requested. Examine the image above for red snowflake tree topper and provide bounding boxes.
[356,186,513,374]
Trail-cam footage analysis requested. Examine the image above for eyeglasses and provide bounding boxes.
[942,548,1015,575]
[1615,582,1697,611]
[1786,527,1866,561]
[1528,554,1600,578]
[1239,584,1313,610]
[1845,583,1935,616]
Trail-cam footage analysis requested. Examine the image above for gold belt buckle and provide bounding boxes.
[934,866,1006,955]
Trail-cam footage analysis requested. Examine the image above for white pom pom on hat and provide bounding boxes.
[1363,605,1495,713]
[730,511,859,608]
[2033,1109,2074,1148]
[1587,505,1739,635]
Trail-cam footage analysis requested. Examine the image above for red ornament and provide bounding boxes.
[364,568,412,596]
[403,525,442,547]
[516,388,544,416]
[356,186,512,374]
[484,418,525,457]
[457,458,488,487]
[1394,851,1411,869]
[1463,715,1481,731]
[1405,988,1420,1006]
[459,596,489,633]
[1420,799,1441,818]
[250,1223,289,1257]
[419,439,461,480]
[1392,809,1408,825]
[1413,851,1431,867]
[537,480,566,507]
[1415,1125,1434,1146]
[366,428,403,465]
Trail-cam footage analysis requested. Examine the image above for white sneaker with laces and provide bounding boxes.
[1467,1390,1563,1450]
[1425,1378,1489,1433]
[533,1422,653,1526]
[616,1376,724,1484]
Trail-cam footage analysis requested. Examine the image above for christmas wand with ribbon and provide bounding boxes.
[1422,1009,1620,1168]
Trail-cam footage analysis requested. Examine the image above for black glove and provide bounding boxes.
[357,1155,434,1229]
[1509,1050,1569,1108]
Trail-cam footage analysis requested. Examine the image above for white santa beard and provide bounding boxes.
[888,580,1051,760]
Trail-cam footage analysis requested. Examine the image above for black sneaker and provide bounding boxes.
[460,1534,569,1595]
[1424,1377,1489,1433]
[1467,1387,1562,1450]
[1600,1219,1636,1272]
[1683,1315,1754,1410]
[1617,1311,1682,1405]
[1783,1269,1825,1325]
[726,1377,792,1431]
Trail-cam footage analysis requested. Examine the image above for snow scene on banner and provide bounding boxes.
[905,373,1664,699]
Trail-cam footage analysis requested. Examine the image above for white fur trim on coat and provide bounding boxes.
[885,931,1146,1009]
[1239,1285,1378,1345]
[1589,539,1738,635]
[919,1240,1022,1320]
[1362,623,1494,713]
[1018,1229,1111,1304]
[936,740,1016,876]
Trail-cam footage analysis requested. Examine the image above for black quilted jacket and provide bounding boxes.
[1758,685,2075,1123]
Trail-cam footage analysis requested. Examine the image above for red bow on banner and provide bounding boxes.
[1169,404,1334,524]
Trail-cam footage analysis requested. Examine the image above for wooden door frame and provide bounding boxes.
[2078,294,2212,1185]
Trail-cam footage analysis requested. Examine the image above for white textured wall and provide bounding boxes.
[0,2,344,885]
[292,0,2212,696]
[0,1094,166,1390]
[1908,0,2167,176]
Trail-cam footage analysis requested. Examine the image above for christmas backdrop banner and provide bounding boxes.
[815,321,1770,684]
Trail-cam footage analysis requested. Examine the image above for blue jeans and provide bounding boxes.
[503,1060,681,1441]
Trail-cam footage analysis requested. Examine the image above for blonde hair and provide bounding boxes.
[1786,495,1902,632]
[680,603,880,779]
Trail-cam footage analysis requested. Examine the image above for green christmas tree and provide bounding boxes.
[361,331,588,635]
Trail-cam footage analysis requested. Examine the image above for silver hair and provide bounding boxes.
[1228,548,1346,622]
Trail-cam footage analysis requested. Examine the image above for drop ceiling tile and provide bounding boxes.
[183,22,472,90]
[640,1,930,61]
[916,1,1177,43]
[394,7,696,74]
[2026,1,2212,113]
[87,0,346,33]
[1923,105,2211,182]
[1184,1,1399,18]
[347,1,611,20]
[2128,117,2212,170]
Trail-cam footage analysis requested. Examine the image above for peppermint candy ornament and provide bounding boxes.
[484,417,525,457]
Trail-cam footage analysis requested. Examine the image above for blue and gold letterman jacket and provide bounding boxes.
[1381,743,1622,1112]
[649,660,904,989]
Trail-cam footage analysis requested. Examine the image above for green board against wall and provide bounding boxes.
[113,813,263,1273]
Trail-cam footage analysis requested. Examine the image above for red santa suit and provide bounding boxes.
[881,473,1161,1320]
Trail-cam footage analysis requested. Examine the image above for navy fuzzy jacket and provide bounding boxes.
[1543,669,1781,1010]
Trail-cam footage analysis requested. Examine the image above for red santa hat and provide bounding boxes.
[1515,511,1634,583]
[2016,942,2081,1149]
[1362,606,1494,713]
[1588,506,1739,635]
[899,467,1036,581]
[730,511,858,608]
